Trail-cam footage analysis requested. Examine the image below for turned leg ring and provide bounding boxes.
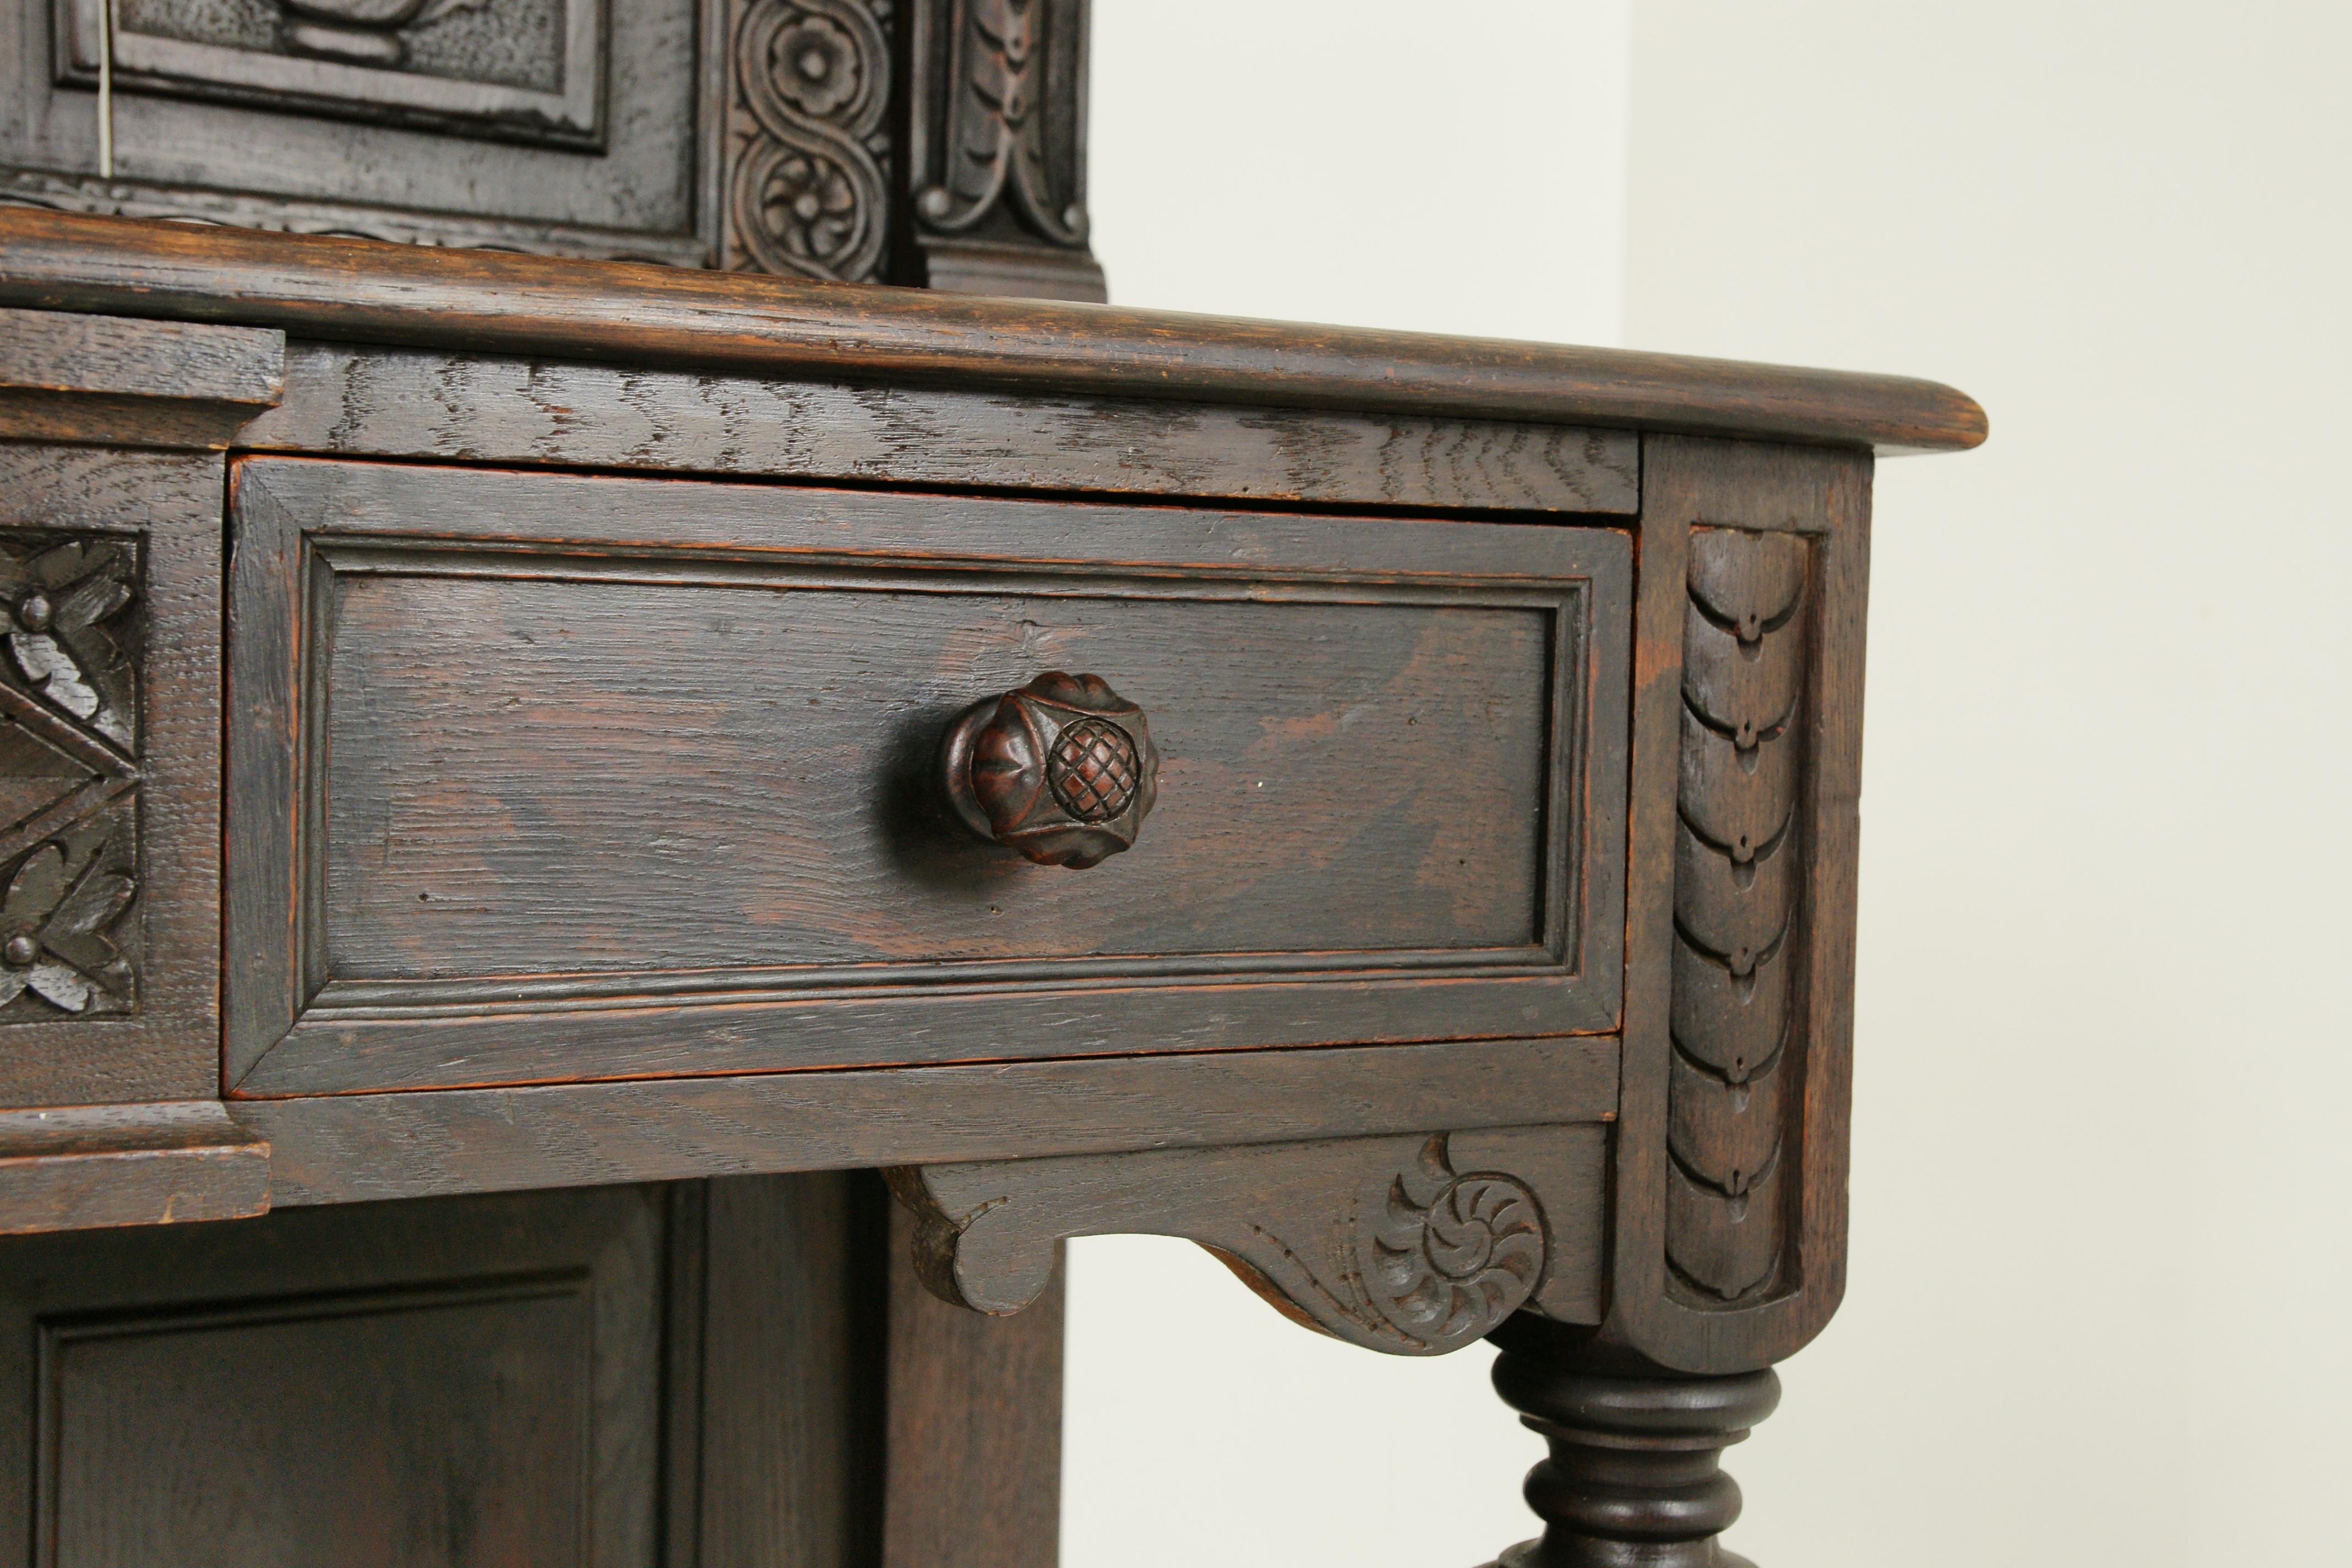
[1485,1318,1781,1568]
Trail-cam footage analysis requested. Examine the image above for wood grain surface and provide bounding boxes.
[237,1034,1619,1206]
[883,1196,1061,1568]
[0,308,282,403]
[0,1101,267,1235]
[243,342,1641,513]
[0,209,1988,453]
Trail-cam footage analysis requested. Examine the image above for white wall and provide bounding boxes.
[1074,3,2348,1564]
[1069,6,1629,1565]
[1622,5,2350,1564]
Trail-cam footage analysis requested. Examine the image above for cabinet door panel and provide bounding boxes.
[0,1187,665,1568]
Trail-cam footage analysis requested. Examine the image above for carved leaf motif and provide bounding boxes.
[914,0,1088,245]
[1686,529,1805,643]
[0,830,137,1016]
[0,538,137,752]
[0,531,144,1022]
[1667,527,1810,1303]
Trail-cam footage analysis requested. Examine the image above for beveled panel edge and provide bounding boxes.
[0,308,284,450]
[0,209,1986,454]
[237,973,1623,1098]
[0,1101,270,1235]
[233,1033,1618,1207]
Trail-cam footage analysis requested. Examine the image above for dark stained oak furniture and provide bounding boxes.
[0,145,1981,1566]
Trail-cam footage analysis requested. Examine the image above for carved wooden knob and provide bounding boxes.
[940,672,1159,869]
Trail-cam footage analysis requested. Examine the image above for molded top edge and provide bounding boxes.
[0,209,1986,454]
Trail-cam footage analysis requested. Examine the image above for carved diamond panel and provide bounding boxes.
[0,533,141,1021]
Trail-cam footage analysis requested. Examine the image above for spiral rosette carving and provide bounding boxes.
[1667,527,1810,1302]
[1363,1136,1547,1353]
[727,0,892,281]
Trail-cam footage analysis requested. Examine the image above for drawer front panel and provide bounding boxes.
[226,460,1629,1094]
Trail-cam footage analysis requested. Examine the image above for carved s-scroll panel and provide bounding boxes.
[724,0,894,281]
[891,1126,1605,1356]
[0,535,141,1022]
[1667,527,1810,1303]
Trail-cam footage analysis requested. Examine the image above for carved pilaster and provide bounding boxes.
[1484,1317,1778,1568]
[1668,527,1811,1302]
[890,1125,1605,1355]
[722,0,896,281]
[904,0,1106,300]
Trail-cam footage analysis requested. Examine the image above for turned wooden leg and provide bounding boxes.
[1485,1317,1781,1568]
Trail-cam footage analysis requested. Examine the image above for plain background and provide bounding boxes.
[1065,3,2352,1565]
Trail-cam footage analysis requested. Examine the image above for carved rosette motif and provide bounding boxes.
[0,534,142,1021]
[892,1133,1550,1357]
[1666,527,1810,1301]
[727,0,893,281]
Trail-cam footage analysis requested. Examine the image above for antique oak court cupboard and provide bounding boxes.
[0,4,1984,1565]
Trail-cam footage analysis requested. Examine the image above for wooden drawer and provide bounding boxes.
[224,459,1630,1095]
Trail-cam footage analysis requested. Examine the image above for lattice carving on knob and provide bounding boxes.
[1046,717,1139,821]
[1667,526,1811,1303]
[940,671,1158,869]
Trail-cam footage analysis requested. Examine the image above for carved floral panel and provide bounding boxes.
[723,0,893,280]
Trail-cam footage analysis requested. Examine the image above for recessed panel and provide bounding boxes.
[226,460,1631,1092]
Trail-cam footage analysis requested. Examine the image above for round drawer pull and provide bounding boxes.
[940,672,1159,869]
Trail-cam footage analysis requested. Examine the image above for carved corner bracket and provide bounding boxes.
[905,0,1106,300]
[888,1125,1605,1356]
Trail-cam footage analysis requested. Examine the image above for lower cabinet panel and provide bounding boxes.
[0,1177,929,1568]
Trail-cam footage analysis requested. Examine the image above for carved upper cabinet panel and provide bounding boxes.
[54,0,608,146]
[2,0,707,262]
